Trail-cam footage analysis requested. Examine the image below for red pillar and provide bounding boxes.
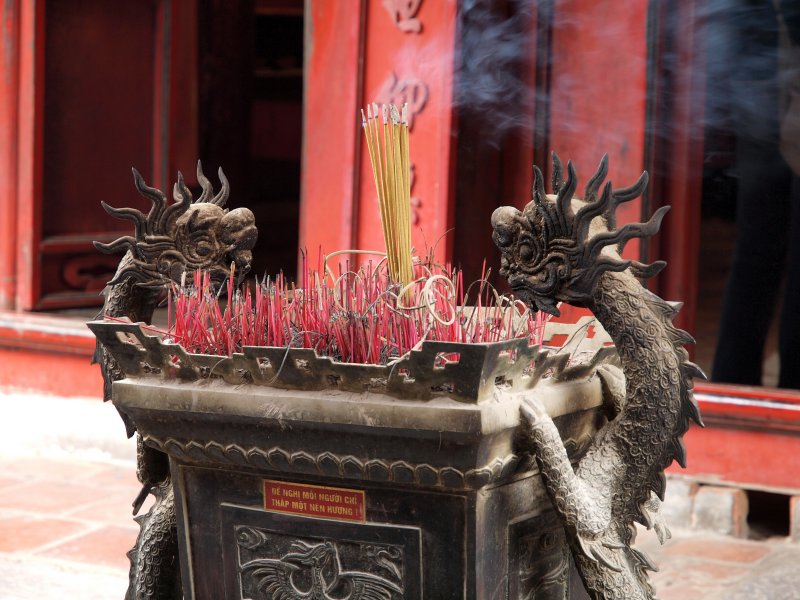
[300,0,458,267]
[0,0,20,309]
[15,0,45,312]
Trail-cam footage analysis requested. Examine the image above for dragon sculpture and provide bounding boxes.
[492,154,704,599]
[93,163,257,599]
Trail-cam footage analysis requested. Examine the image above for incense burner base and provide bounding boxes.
[114,376,599,599]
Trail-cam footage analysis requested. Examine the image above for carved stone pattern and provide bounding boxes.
[144,435,521,491]
[90,320,620,404]
[382,0,423,34]
[375,72,428,130]
[509,511,570,600]
[237,527,404,599]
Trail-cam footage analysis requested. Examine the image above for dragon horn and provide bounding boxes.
[211,167,229,207]
[584,154,609,202]
[551,151,564,194]
[132,167,167,235]
[196,160,213,203]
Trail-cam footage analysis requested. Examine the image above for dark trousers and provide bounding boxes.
[712,142,800,388]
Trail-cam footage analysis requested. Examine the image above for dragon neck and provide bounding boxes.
[583,268,696,506]
[312,564,331,595]
[102,251,161,324]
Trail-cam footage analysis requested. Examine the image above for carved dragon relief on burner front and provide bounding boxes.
[493,154,705,599]
[93,163,257,599]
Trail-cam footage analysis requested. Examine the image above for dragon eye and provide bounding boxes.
[196,244,212,257]
[518,243,534,262]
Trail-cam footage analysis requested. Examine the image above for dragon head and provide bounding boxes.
[283,541,336,569]
[95,161,258,290]
[492,153,669,316]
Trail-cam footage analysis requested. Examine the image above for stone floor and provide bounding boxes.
[0,392,798,599]
[0,454,140,598]
[0,452,798,599]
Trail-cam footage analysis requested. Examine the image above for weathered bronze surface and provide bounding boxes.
[93,163,257,600]
[92,153,701,599]
[492,153,705,599]
[96,316,620,598]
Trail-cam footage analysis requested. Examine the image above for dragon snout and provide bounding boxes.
[221,208,258,250]
[491,206,520,248]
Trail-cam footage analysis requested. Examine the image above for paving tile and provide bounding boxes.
[720,548,800,599]
[0,554,128,599]
[0,514,89,552]
[39,525,136,571]
[0,480,107,515]
[0,473,26,491]
[65,490,144,528]
[0,457,105,483]
[663,537,771,564]
[680,559,745,583]
[657,583,721,600]
[87,464,141,493]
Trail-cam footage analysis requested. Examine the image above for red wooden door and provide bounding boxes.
[0,0,197,311]
[301,0,459,268]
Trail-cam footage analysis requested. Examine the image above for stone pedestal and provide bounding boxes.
[114,374,600,599]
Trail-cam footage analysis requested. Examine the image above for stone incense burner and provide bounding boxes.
[91,315,616,599]
[90,154,701,600]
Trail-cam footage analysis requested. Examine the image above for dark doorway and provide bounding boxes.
[198,0,303,281]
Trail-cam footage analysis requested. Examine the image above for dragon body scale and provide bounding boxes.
[492,154,704,599]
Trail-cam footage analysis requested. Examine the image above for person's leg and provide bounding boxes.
[711,1,791,384]
[712,144,791,385]
[778,175,800,388]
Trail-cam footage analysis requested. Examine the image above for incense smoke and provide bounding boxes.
[386,0,799,153]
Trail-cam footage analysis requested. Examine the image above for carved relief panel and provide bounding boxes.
[222,505,422,600]
[382,0,424,33]
[237,527,405,600]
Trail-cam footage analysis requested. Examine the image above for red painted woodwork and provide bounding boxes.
[355,0,457,264]
[15,0,44,311]
[299,1,365,262]
[154,0,199,190]
[665,381,800,492]
[0,0,20,310]
[647,0,706,335]
[0,347,101,398]
[6,0,198,311]
[39,0,158,308]
[547,0,648,261]
[669,396,800,493]
[672,426,800,493]
[0,310,100,398]
[501,3,541,209]
[301,1,458,268]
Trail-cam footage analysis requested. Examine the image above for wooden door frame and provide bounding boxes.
[15,0,45,311]
[1,0,198,311]
[0,0,21,310]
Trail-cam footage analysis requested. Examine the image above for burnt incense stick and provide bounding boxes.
[361,103,414,287]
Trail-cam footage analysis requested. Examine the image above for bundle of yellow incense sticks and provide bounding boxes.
[361,103,414,287]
